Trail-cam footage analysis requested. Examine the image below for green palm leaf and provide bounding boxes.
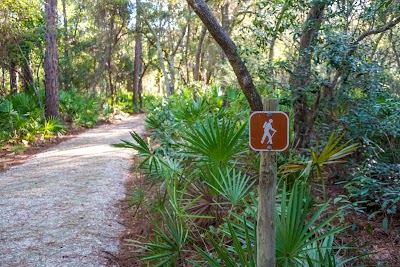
[180,117,247,166]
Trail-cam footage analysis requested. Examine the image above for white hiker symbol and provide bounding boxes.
[261,119,277,145]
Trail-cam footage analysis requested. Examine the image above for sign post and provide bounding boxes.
[250,98,289,267]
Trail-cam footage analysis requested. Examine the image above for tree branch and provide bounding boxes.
[326,15,400,95]
[355,15,400,43]
[186,0,263,111]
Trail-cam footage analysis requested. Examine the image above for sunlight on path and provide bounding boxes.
[0,114,144,267]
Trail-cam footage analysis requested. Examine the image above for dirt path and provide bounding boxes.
[0,114,144,267]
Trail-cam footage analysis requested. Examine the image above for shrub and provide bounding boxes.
[59,89,99,128]
[344,159,400,229]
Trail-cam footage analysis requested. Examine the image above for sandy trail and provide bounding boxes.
[0,114,144,267]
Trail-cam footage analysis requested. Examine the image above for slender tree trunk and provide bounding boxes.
[289,3,325,147]
[269,0,291,62]
[138,64,147,109]
[133,29,142,106]
[1,67,5,94]
[45,0,60,118]
[220,0,230,61]
[194,26,207,81]
[185,11,191,83]
[168,25,187,95]
[90,38,110,93]
[139,75,143,108]
[221,0,230,32]
[62,0,71,91]
[138,3,171,96]
[155,36,171,95]
[186,0,263,111]
[168,56,176,94]
[107,58,115,108]
[389,30,400,68]
[371,32,385,58]
[10,60,18,93]
[22,56,34,92]
[90,9,124,95]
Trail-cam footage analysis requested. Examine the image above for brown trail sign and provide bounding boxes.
[249,111,289,152]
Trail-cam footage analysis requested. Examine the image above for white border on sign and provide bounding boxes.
[249,111,290,152]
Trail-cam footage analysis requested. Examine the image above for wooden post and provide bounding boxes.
[257,98,278,267]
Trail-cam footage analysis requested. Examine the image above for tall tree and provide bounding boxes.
[62,0,71,91]
[289,2,325,147]
[45,0,60,118]
[194,25,207,81]
[138,2,172,96]
[133,0,143,107]
[186,0,263,111]
[9,59,18,93]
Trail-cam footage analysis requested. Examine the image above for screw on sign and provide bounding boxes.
[249,111,289,151]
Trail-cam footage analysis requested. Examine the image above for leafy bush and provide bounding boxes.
[126,209,189,267]
[115,86,358,266]
[0,89,102,147]
[195,181,353,267]
[0,91,66,145]
[340,91,399,163]
[114,91,135,113]
[344,159,400,228]
[280,132,359,197]
[59,89,99,128]
[180,116,247,166]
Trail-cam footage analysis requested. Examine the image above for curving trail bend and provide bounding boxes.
[0,114,144,267]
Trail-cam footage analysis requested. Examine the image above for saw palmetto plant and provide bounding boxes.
[280,132,359,197]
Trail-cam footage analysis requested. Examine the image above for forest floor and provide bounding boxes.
[1,114,399,266]
[0,114,144,267]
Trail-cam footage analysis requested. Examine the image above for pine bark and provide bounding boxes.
[133,33,142,107]
[133,0,143,107]
[45,0,60,118]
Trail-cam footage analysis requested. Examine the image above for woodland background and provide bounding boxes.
[1,0,400,266]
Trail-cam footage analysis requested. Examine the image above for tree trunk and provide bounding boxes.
[185,11,191,83]
[289,3,325,147]
[168,25,187,95]
[133,0,143,107]
[139,64,147,109]
[107,58,115,108]
[138,2,172,96]
[155,35,171,95]
[194,25,207,81]
[221,0,230,32]
[133,32,142,107]
[269,0,291,62]
[62,0,71,91]
[10,60,18,93]
[186,0,263,111]
[168,56,176,95]
[220,0,230,61]
[45,0,60,118]
[1,67,5,94]
[389,30,400,69]
[22,56,34,92]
